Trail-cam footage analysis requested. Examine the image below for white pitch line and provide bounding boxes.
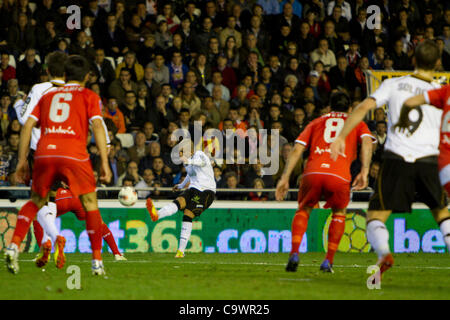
[13,259,450,270]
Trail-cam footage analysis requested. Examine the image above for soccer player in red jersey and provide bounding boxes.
[396,85,450,251]
[4,55,112,275]
[276,92,375,273]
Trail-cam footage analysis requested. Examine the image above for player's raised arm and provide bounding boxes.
[330,98,377,161]
[16,117,36,183]
[91,118,112,184]
[276,143,305,201]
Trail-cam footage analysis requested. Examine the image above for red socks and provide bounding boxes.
[290,209,310,255]
[33,220,44,246]
[12,201,39,247]
[326,214,346,264]
[102,223,120,255]
[86,210,103,260]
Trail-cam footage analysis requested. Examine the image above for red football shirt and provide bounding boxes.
[30,84,102,161]
[425,84,450,166]
[296,112,374,182]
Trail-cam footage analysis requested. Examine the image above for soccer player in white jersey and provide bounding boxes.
[330,40,450,279]
[146,139,216,258]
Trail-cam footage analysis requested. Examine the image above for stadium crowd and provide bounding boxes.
[0,0,449,200]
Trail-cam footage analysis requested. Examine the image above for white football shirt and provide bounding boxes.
[179,150,216,192]
[370,74,442,162]
[14,80,65,151]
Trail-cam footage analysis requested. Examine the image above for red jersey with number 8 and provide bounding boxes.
[30,84,102,161]
[296,112,374,182]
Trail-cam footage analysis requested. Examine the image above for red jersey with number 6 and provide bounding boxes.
[295,112,374,182]
[30,84,103,161]
[425,84,450,168]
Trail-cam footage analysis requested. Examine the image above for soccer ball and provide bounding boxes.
[118,186,138,207]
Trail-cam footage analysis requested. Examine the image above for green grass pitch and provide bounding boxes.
[1,252,449,300]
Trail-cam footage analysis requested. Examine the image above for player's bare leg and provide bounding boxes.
[320,209,346,273]
[147,196,185,222]
[286,207,313,272]
[366,210,394,279]
[5,191,47,274]
[80,192,105,275]
[431,206,450,252]
[176,209,195,258]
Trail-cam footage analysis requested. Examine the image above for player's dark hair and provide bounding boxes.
[47,51,67,78]
[65,55,90,82]
[415,40,440,70]
[330,91,350,112]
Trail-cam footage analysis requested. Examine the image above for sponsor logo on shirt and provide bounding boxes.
[45,126,76,136]
[47,144,57,150]
[321,163,330,168]
[314,146,331,155]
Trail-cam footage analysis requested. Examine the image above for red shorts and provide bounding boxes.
[32,156,96,199]
[55,188,86,220]
[297,173,350,210]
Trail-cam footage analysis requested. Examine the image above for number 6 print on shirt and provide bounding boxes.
[49,93,72,123]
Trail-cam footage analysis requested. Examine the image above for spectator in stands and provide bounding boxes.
[248,178,269,201]
[143,121,159,144]
[108,68,138,106]
[310,38,337,72]
[368,161,380,189]
[92,48,115,96]
[116,51,144,82]
[391,39,411,70]
[117,160,143,187]
[119,90,146,132]
[152,156,172,187]
[135,168,155,199]
[103,97,126,134]
[1,53,15,83]
[127,131,150,164]
[168,50,188,90]
[99,13,128,58]
[7,13,36,56]
[219,171,244,200]
[16,48,41,92]
[327,0,352,22]
[179,81,201,115]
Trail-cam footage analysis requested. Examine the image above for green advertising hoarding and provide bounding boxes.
[1,205,447,254]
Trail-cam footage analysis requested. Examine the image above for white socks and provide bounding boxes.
[439,219,450,251]
[158,202,179,220]
[178,221,192,253]
[37,202,59,244]
[366,220,391,259]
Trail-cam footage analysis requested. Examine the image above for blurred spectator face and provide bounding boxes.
[251,16,261,29]
[153,158,164,172]
[1,95,11,109]
[155,55,165,67]
[376,122,387,136]
[168,121,179,133]
[444,26,450,38]
[318,39,329,53]
[282,86,293,99]
[232,4,241,17]
[7,80,18,95]
[150,142,161,157]
[203,96,214,110]
[282,144,292,160]
[304,102,315,115]
[269,106,280,119]
[359,57,369,70]
[223,120,234,130]
[172,52,182,65]
[288,58,298,71]
[77,31,88,45]
[425,27,434,40]
[280,25,290,37]
[119,70,131,84]
[314,61,324,74]
[394,40,403,54]
[25,49,36,64]
[107,98,118,111]
[8,133,20,150]
[197,54,207,66]
[91,83,100,95]
[261,67,271,80]
[144,122,154,137]
[271,94,282,106]
[246,34,257,48]
[309,74,319,86]
[242,75,253,88]
[225,36,236,49]
[214,167,222,180]
[206,1,216,15]
[227,16,236,29]
[125,53,136,66]
[173,34,183,47]
[212,72,223,85]
[300,22,309,36]
[172,96,182,110]
[332,6,342,20]
[186,71,197,84]
[269,56,280,69]
[1,54,9,67]
[180,110,190,123]
[127,161,139,175]
[254,179,264,189]
[294,108,305,124]
[58,39,68,52]
[163,4,173,17]
[445,10,450,25]
[272,121,283,133]
[256,84,267,98]
[237,85,247,99]
[123,179,134,187]
[384,57,393,69]
[212,85,222,100]
[374,108,385,121]
[135,132,146,147]
[10,119,21,132]
[304,87,314,101]
[161,85,172,98]
[209,38,219,51]
[143,169,155,184]
[95,49,105,64]
[337,56,347,71]
[357,8,367,22]
[238,105,247,118]
[228,109,239,121]
[375,46,385,60]
[324,21,335,36]
[144,67,154,81]
[226,175,237,188]
[82,15,93,28]
[182,83,194,96]
[125,92,137,106]
[283,2,293,16]
[370,162,380,179]
[203,17,213,31]
[155,96,166,111]
[18,13,28,27]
